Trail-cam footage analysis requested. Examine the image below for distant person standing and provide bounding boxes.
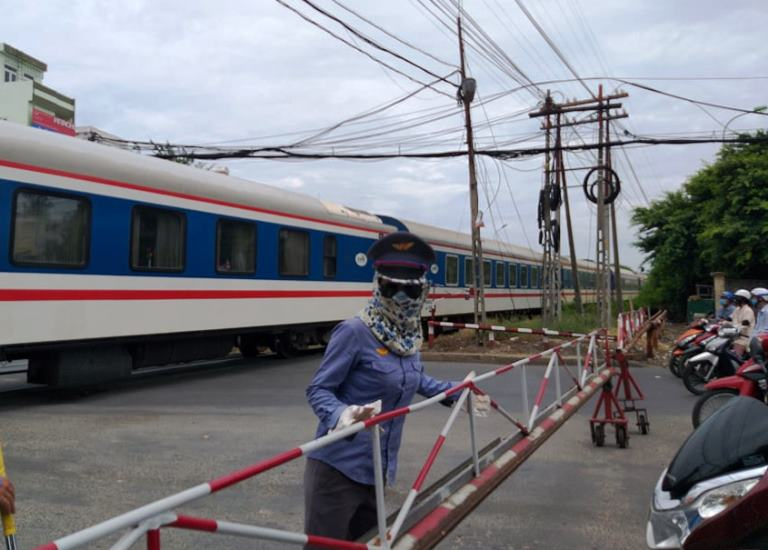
[732,289,755,356]
[715,291,736,320]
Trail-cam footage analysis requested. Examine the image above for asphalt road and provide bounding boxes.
[0,353,698,549]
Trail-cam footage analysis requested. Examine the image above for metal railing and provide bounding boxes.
[36,329,610,550]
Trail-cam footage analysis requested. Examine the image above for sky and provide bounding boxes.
[2,0,767,270]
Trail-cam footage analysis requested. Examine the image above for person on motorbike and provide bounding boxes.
[749,287,768,368]
[731,289,755,356]
[715,290,736,320]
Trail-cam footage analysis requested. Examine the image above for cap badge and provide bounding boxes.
[392,242,415,251]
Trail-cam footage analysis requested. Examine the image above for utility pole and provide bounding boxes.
[531,87,629,327]
[596,84,611,328]
[531,92,561,325]
[457,7,486,337]
[607,118,624,313]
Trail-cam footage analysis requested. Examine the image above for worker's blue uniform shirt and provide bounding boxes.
[306,317,455,486]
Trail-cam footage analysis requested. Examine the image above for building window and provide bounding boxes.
[483,260,492,287]
[445,255,459,286]
[520,265,529,289]
[495,262,505,288]
[279,228,309,276]
[217,219,256,274]
[11,189,90,267]
[131,206,185,271]
[464,257,473,286]
[323,235,337,278]
[4,65,17,82]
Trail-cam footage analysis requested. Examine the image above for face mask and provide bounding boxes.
[719,299,726,306]
[751,298,758,306]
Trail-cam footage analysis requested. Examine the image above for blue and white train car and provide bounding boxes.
[0,121,641,387]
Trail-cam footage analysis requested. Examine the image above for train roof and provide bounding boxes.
[0,121,391,233]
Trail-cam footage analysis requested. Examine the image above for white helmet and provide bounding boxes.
[752,287,768,301]
[735,289,752,300]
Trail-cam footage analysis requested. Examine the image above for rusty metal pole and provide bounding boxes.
[457,5,486,343]
[558,118,583,314]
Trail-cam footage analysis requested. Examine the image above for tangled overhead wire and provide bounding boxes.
[582,166,620,204]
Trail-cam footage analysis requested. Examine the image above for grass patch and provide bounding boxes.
[490,301,635,334]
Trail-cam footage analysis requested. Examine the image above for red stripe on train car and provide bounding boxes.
[0,289,373,301]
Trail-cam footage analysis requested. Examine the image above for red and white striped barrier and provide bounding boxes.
[616,307,649,351]
[36,329,613,550]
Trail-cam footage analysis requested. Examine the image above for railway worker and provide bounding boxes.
[304,231,488,545]
[0,475,14,516]
[731,289,756,356]
[715,291,736,321]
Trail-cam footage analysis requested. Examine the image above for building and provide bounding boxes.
[0,43,75,136]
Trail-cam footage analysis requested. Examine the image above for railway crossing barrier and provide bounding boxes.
[426,320,615,349]
[35,328,630,550]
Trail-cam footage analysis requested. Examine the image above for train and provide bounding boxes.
[0,121,642,386]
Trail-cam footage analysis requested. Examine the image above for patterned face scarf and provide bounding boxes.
[357,272,429,356]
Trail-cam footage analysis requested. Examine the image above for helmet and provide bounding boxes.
[752,287,768,301]
[735,289,752,301]
[721,291,734,300]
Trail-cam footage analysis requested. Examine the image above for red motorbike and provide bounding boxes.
[669,320,719,377]
[691,334,768,428]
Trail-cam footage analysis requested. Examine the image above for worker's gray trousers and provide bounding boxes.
[304,458,378,548]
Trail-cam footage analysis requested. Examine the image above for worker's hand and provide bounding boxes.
[0,476,15,515]
[472,393,491,417]
[332,400,382,433]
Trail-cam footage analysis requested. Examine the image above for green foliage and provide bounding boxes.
[632,132,768,319]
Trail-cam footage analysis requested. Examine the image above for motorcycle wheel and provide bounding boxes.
[668,353,682,378]
[682,361,711,395]
[692,389,739,428]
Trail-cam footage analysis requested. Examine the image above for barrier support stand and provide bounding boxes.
[146,529,160,550]
[589,339,629,449]
[612,349,649,435]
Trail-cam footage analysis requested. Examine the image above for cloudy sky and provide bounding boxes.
[3,0,766,269]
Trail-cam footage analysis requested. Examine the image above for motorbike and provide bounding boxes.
[668,320,716,377]
[691,334,768,428]
[647,396,768,549]
[681,325,743,395]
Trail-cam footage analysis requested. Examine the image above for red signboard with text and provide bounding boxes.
[31,108,76,136]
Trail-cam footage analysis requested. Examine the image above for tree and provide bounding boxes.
[632,132,768,319]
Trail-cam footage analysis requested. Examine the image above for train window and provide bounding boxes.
[520,265,528,288]
[11,189,90,268]
[323,235,337,278]
[495,262,505,287]
[464,257,474,286]
[279,228,310,276]
[131,206,185,271]
[445,255,459,286]
[510,263,518,288]
[531,266,539,288]
[216,219,256,274]
[483,260,491,287]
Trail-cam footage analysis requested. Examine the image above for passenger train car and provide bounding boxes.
[0,121,642,386]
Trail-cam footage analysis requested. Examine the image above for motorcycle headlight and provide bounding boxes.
[694,478,759,519]
[647,469,765,549]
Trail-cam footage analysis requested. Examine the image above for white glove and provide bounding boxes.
[330,400,382,433]
[472,393,491,417]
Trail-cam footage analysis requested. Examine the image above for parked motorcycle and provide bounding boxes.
[691,334,768,428]
[668,320,714,377]
[681,325,743,395]
[647,396,768,549]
